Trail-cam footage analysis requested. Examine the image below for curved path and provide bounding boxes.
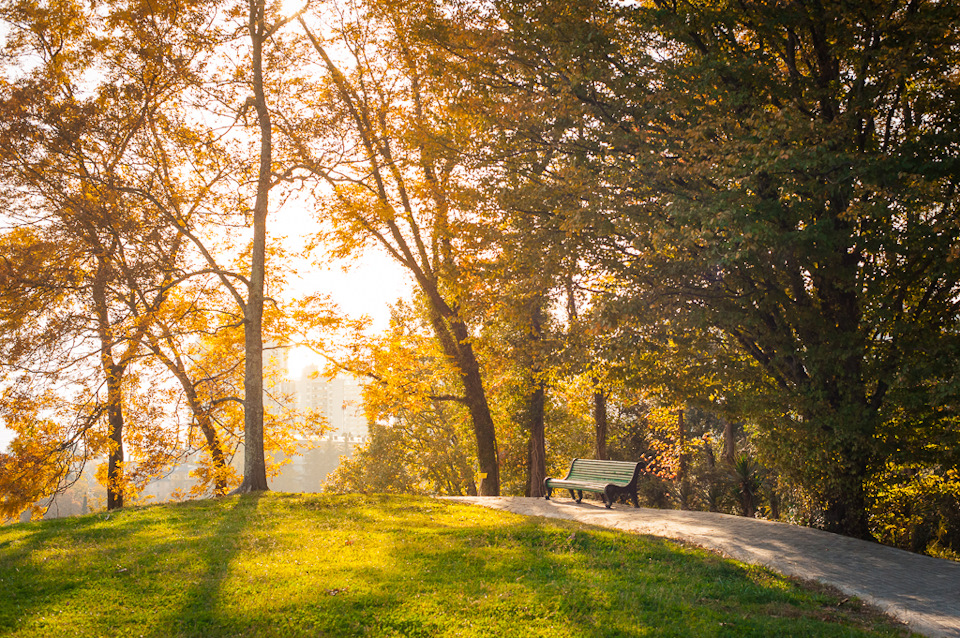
[447,496,960,638]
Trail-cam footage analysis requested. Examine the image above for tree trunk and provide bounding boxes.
[240,286,267,492]
[823,452,871,538]
[526,382,546,497]
[93,258,126,510]
[722,419,735,466]
[424,301,500,496]
[178,379,228,493]
[740,490,755,518]
[814,357,876,539]
[105,362,125,510]
[236,0,270,493]
[198,413,230,495]
[150,339,230,495]
[677,408,690,510]
[455,336,500,496]
[593,384,608,460]
[703,443,719,512]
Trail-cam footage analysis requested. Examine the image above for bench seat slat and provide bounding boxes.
[546,480,617,491]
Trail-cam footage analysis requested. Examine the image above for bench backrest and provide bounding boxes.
[564,459,642,486]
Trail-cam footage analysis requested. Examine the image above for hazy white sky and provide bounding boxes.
[273,196,412,376]
[0,202,412,454]
[285,248,411,376]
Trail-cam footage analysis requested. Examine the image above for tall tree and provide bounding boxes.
[0,0,216,509]
[233,0,273,493]
[122,0,305,494]
[290,0,502,494]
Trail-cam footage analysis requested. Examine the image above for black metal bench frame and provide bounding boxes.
[543,458,647,509]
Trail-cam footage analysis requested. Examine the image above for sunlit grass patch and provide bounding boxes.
[0,493,915,637]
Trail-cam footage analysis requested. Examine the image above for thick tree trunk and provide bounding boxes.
[822,439,872,538]
[424,300,500,496]
[456,337,500,496]
[593,384,608,460]
[93,258,126,510]
[239,284,268,492]
[813,344,876,539]
[526,382,546,497]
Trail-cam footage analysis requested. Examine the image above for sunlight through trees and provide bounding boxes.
[1,0,958,555]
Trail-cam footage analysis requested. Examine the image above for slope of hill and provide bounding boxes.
[0,493,913,637]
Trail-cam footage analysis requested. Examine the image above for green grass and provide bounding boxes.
[0,493,914,637]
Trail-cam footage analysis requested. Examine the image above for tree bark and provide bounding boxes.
[677,408,690,510]
[722,419,735,466]
[235,0,270,493]
[451,328,500,496]
[822,433,872,538]
[93,257,126,510]
[104,361,125,510]
[593,384,608,460]
[150,340,230,495]
[525,382,547,497]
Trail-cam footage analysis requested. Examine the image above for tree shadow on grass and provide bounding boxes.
[196,497,910,638]
[144,494,265,637]
[0,503,175,634]
[0,495,266,636]
[0,495,913,637]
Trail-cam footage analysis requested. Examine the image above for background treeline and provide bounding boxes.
[1,0,958,558]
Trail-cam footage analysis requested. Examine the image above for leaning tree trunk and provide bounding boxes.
[155,346,231,495]
[428,310,501,496]
[454,335,501,496]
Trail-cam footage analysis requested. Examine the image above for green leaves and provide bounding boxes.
[452,0,960,537]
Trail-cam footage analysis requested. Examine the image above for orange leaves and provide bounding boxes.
[0,393,78,520]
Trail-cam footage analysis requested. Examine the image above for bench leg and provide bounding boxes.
[631,490,640,508]
[575,490,583,504]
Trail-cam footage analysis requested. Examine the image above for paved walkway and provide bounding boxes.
[447,496,960,638]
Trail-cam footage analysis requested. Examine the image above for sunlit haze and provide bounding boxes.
[0,203,411,453]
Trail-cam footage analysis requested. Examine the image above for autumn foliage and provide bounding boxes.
[1,0,959,558]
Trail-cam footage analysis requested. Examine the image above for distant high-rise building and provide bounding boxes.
[295,365,367,442]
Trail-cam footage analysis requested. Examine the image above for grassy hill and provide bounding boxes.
[0,493,913,637]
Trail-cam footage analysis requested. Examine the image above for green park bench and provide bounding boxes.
[543,458,648,509]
